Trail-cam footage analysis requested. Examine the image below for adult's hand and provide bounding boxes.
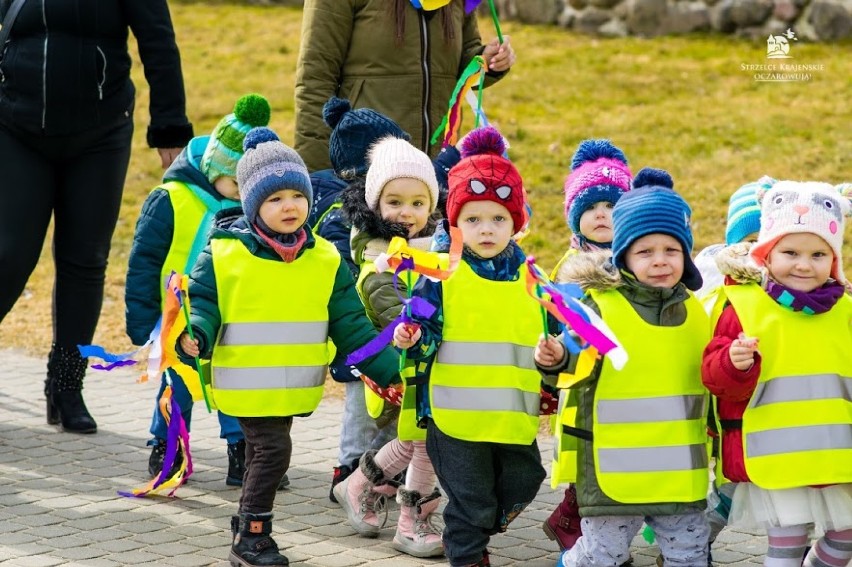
[482,35,515,73]
[157,147,182,169]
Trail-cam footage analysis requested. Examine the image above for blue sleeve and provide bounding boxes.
[432,145,460,212]
[406,276,444,361]
[125,189,174,346]
[316,206,357,278]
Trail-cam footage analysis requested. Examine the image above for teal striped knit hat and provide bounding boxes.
[725,177,775,244]
[201,94,271,185]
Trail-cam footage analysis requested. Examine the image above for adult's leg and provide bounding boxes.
[0,124,56,321]
[43,117,133,433]
[51,118,132,347]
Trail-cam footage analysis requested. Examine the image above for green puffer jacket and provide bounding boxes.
[294,0,506,172]
[546,251,707,518]
[181,210,400,388]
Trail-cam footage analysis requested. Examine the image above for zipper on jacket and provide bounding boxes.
[40,0,48,129]
[96,46,106,100]
[418,12,431,152]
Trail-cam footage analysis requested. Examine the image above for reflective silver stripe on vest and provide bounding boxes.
[597,395,706,424]
[746,424,852,458]
[432,386,539,416]
[750,374,852,409]
[219,321,329,346]
[213,366,326,390]
[436,341,535,370]
[598,444,708,473]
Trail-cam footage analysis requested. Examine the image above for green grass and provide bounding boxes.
[3,3,851,357]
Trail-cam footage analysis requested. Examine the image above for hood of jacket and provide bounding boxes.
[553,250,623,291]
[714,242,764,285]
[161,135,225,201]
[342,178,439,265]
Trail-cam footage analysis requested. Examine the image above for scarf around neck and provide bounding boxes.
[764,279,845,315]
[253,219,307,263]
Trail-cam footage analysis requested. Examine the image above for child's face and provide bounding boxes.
[625,233,685,288]
[257,189,308,234]
[740,232,759,244]
[765,232,833,292]
[378,178,431,238]
[213,176,240,200]
[457,200,513,259]
[578,201,614,243]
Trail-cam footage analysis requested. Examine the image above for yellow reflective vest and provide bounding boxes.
[586,288,710,503]
[429,260,542,444]
[209,236,338,416]
[724,283,852,489]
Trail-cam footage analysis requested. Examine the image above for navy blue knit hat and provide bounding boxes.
[236,127,313,225]
[611,168,702,290]
[324,97,409,178]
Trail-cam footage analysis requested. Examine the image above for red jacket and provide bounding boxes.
[701,304,762,483]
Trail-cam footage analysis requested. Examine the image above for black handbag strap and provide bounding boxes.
[0,0,28,52]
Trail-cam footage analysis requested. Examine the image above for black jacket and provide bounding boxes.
[0,0,192,146]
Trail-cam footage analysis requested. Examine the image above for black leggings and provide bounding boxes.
[0,116,133,349]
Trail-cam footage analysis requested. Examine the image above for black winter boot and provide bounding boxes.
[45,344,97,434]
[229,513,289,567]
[227,441,247,486]
[148,439,184,479]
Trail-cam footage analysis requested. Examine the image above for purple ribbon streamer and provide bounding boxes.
[90,359,138,371]
[465,0,483,14]
[346,296,436,366]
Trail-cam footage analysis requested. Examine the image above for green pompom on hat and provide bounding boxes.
[201,93,271,185]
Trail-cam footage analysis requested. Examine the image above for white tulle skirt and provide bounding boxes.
[729,482,852,532]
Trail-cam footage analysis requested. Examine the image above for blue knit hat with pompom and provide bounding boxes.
[324,97,409,178]
[611,168,702,290]
[236,127,312,225]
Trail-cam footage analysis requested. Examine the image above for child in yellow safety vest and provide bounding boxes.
[394,126,547,567]
[126,94,270,487]
[177,127,401,567]
[536,168,712,567]
[334,135,445,557]
[543,139,634,554]
[701,180,852,567]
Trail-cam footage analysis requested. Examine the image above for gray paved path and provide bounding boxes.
[0,348,770,566]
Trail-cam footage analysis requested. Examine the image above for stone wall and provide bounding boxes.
[487,0,851,40]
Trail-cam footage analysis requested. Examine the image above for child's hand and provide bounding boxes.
[180,333,200,358]
[729,332,759,371]
[393,323,421,349]
[535,335,565,367]
[482,35,515,72]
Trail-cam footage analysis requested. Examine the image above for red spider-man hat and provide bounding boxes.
[447,126,528,234]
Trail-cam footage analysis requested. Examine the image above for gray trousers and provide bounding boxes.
[338,381,395,466]
[562,512,710,567]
